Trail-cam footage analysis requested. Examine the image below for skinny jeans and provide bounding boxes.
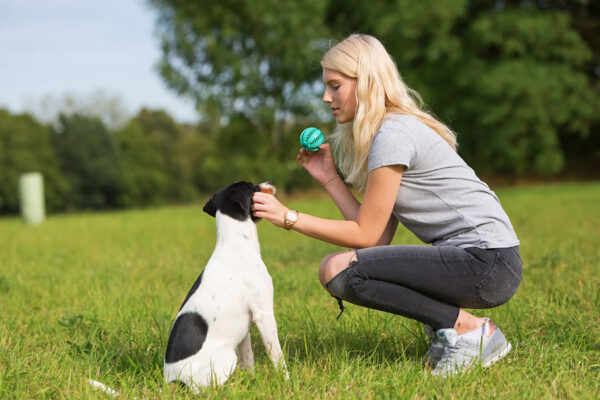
[325,245,522,330]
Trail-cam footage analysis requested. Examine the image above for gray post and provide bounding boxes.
[19,172,45,225]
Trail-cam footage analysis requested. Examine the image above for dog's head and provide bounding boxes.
[203,181,276,222]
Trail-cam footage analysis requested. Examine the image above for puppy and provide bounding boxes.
[164,181,287,391]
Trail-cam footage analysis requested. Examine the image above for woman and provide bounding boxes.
[252,34,521,376]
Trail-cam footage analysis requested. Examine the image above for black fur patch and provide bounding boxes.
[178,271,204,312]
[202,194,217,217]
[165,312,209,363]
[203,181,260,221]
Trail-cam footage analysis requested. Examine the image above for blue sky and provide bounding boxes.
[0,0,198,123]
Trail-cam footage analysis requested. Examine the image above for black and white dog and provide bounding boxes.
[164,181,287,391]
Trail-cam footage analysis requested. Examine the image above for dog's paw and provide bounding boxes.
[239,363,255,373]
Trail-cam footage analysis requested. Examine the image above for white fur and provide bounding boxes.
[164,211,287,391]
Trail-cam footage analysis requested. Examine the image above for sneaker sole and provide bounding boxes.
[482,342,512,368]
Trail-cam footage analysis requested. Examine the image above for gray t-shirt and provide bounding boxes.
[368,114,519,249]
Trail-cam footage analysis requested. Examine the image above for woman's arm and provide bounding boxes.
[252,165,404,249]
[315,161,399,244]
[324,176,398,245]
[377,214,399,246]
[321,175,360,220]
[297,144,360,220]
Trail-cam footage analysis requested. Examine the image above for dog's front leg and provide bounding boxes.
[237,332,254,371]
[251,309,288,378]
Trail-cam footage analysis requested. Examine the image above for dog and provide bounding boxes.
[163,181,287,391]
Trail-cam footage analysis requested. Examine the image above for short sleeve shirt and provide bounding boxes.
[368,114,519,248]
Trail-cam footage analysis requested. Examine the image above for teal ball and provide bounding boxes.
[300,127,324,152]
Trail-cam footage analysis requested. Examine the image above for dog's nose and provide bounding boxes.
[258,181,277,195]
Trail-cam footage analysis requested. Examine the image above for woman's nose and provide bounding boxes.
[322,90,332,103]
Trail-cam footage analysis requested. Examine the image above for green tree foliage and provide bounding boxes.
[504,0,600,81]
[51,114,121,209]
[194,113,315,192]
[1,3,598,216]
[0,107,212,215]
[149,0,599,176]
[326,1,599,175]
[517,0,600,171]
[458,9,598,174]
[0,109,67,213]
[129,108,201,202]
[149,0,328,150]
[113,120,170,207]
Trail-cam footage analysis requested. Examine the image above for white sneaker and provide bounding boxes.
[431,318,512,376]
[423,324,444,368]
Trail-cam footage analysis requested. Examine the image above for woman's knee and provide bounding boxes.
[319,250,357,288]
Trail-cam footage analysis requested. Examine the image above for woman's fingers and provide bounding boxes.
[252,191,287,227]
[298,148,311,162]
[252,210,266,218]
[297,153,306,166]
[251,196,268,217]
[252,192,278,209]
[252,191,269,204]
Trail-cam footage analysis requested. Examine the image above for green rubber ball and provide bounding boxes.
[300,127,324,152]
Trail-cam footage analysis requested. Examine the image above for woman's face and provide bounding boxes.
[322,68,357,124]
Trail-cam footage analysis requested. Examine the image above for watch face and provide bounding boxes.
[286,210,298,222]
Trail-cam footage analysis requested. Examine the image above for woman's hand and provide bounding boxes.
[297,143,338,185]
[252,192,289,228]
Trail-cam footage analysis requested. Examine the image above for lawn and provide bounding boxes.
[1,182,599,399]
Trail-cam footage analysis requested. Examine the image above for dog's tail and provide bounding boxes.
[88,378,164,398]
[88,379,120,397]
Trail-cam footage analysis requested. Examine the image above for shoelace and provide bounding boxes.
[335,297,345,319]
[437,343,465,371]
[442,344,460,358]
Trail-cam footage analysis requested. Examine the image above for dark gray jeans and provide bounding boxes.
[325,245,522,330]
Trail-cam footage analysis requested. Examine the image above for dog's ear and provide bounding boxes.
[226,188,252,218]
[202,194,217,218]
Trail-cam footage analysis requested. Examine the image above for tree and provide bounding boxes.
[130,108,201,202]
[114,108,209,206]
[511,0,600,172]
[0,109,67,214]
[24,90,131,130]
[148,0,599,177]
[325,0,599,175]
[113,121,171,207]
[51,114,121,209]
[148,0,328,150]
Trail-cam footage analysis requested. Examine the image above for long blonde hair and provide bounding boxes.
[321,34,457,189]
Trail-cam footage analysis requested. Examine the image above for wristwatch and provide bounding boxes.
[283,210,299,230]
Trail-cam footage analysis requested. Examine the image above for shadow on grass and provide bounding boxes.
[281,329,427,367]
[275,306,430,368]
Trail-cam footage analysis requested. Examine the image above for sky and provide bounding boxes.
[0,0,198,123]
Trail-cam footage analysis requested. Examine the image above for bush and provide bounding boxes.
[0,109,67,213]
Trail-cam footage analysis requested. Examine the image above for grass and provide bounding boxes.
[0,181,599,399]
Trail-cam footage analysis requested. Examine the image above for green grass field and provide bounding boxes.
[1,182,599,399]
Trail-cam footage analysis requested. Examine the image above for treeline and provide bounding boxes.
[0,108,314,214]
[2,1,600,214]
[151,0,600,175]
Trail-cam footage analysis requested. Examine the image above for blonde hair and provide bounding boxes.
[321,34,457,189]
